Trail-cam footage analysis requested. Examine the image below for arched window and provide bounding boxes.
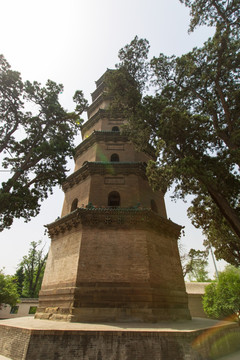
[151,199,158,213]
[110,153,119,162]
[71,198,78,212]
[112,126,119,132]
[108,191,120,207]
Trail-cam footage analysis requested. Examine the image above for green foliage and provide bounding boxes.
[16,240,47,298]
[179,0,239,32]
[182,248,210,281]
[0,55,88,231]
[105,0,240,265]
[189,196,240,267]
[203,266,240,323]
[28,306,37,314]
[15,266,25,296]
[0,269,19,307]
[117,36,150,92]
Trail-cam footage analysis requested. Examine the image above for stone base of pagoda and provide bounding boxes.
[36,283,191,322]
[36,208,191,322]
[1,317,240,360]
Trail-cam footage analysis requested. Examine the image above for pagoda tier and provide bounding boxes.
[61,161,166,218]
[74,130,155,165]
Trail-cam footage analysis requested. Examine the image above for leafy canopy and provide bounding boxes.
[15,240,47,298]
[203,266,240,323]
[0,55,88,231]
[0,269,19,307]
[179,0,240,32]
[181,248,210,282]
[105,0,240,266]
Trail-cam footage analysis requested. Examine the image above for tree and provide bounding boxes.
[179,0,239,33]
[105,0,240,265]
[14,266,25,297]
[203,266,240,324]
[182,248,210,281]
[0,55,88,231]
[0,269,19,308]
[189,196,240,267]
[15,241,47,298]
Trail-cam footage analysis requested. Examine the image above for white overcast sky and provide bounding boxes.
[0,0,224,276]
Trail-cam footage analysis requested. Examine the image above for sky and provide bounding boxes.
[0,0,225,277]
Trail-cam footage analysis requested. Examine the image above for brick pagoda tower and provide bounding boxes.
[36,72,191,322]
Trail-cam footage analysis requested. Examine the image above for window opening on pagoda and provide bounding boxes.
[108,191,120,207]
[151,199,158,213]
[71,198,78,212]
[112,126,119,132]
[110,153,119,162]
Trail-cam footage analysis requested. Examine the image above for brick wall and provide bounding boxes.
[1,323,240,360]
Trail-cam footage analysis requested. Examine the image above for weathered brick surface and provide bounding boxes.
[86,98,110,124]
[74,141,151,171]
[1,323,240,360]
[40,225,82,291]
[37,74,188,323]
[75,142,99,169]
[26,331,187,360]
[37,223,190,322]
[62,170,166,218]
[61,177,91,216]
[0,325,30,360]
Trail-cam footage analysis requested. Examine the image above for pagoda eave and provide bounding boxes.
[80,109,107,133]
[74,130,129,160]
[62,161,148,192]
[46,208,182,239]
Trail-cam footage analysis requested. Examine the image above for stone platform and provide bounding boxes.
[0,317,240,360]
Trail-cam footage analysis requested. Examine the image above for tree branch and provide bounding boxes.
[212,0,231,25]
[199,177,240,239]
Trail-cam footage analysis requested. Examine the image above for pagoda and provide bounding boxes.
[36,72,191,322]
